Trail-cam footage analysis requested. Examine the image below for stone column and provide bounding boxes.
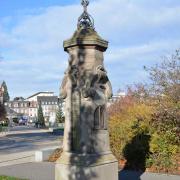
[55,27,118,180]
[55,1,118,179]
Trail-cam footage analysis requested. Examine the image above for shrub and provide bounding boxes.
[109,49,180,173]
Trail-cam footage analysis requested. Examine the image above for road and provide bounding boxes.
[0,126,63,154]
[0,126,63,167]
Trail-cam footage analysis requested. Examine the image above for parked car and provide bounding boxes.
[18,119,27,126]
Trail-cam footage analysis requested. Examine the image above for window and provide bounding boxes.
[94,106,107,130]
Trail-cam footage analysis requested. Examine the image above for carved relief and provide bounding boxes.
[81,65,112,100]
[60,51,112,152]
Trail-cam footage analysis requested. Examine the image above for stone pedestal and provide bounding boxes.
[56,152,118,180]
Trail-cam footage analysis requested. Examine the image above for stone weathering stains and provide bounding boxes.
[55,1,118,180]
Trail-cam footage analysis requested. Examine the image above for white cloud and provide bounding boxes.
[0,0,180,98]
[106,38,180,63]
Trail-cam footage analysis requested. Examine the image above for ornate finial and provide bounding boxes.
[78,0,94,29]
[81,0,89,11]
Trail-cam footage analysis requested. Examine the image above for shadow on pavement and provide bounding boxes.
[119,170,143,180]
[119,132,151,180]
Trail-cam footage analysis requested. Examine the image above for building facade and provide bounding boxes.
[5,92,60,125]
[26,92,54,122]
[5,100,30,118]
[28,101,38,122]
[37,96,59,126]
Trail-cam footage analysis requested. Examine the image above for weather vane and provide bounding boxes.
[78,0,94,29]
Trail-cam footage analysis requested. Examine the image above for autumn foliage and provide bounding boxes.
[108,50,180,174]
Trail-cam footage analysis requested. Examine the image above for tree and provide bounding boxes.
[145,49,180,103]
[37,103,45,127]
[56,102,64,124]
[145,49,180,138]
[1,81,10,102]
[0,102,6,123]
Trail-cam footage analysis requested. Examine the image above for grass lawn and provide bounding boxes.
[0,176,28,180]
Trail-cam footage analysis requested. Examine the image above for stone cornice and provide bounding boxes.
[63,28,108,52]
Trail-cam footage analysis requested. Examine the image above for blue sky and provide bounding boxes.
[0,0,180,99]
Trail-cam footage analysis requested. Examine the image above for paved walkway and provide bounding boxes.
[0,162,55,180]
[119,170,179,180]
[0,151,35,167]
[0,162,179,180]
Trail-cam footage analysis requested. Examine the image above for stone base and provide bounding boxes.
[35,146,59,162]
[55,152,118,180]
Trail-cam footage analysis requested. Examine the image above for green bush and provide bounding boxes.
[109,95,179,173]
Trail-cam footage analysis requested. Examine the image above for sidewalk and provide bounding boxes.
[119,170,179,180]
[0,162,55,180]
[0,151,35,167]
[0,162,179,180]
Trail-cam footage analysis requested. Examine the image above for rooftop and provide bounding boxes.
[37,96,58,103]
[26,92,54,99]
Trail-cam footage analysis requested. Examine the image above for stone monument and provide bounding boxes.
[55,1,118,179]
